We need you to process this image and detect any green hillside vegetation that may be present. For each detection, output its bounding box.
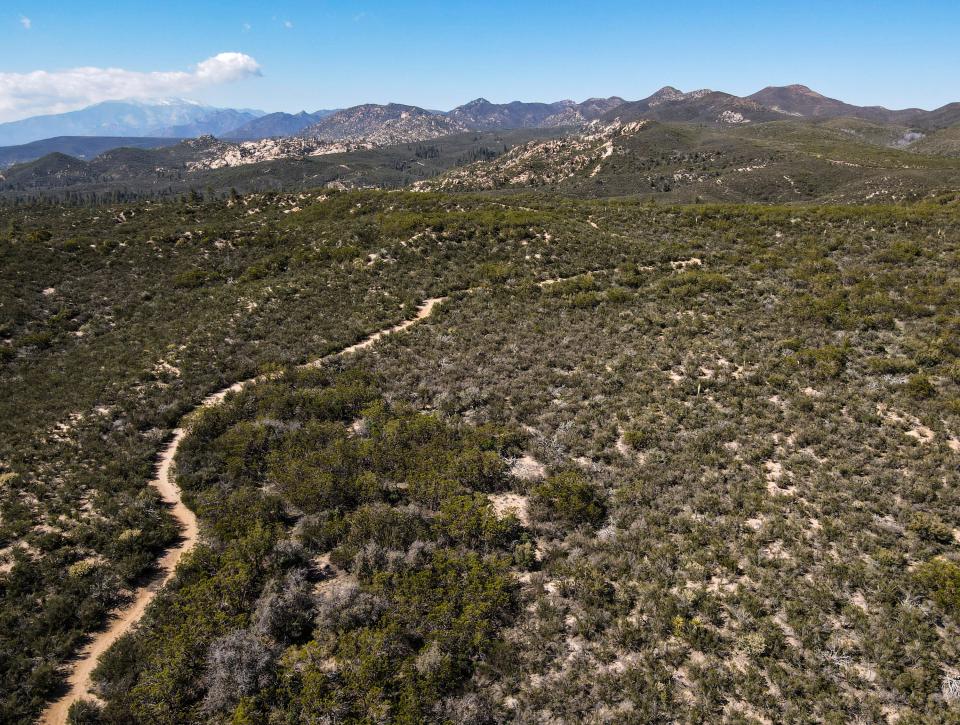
[809,117,915,148]
[6,118,960,207]
[2,190,960,722]
[909,126,960,158]
[733,120,959,169]
[0,190,622,721]
[0,129,560,204]
[334,201,960,722]
[420,120,960,204]
[0,137,183,169]
[85,369,528,723]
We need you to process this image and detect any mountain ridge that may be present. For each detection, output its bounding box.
[4,86,960,174]
[746,84,925,124]
[0,100,265,146]
[300,103,471,145]
[223,110,338,140]
[4,86,959,152]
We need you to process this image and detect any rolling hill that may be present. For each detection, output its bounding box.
[0,129,562,201]
[415,117,960,203]
[0,136,184,169]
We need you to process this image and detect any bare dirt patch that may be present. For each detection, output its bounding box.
[489,493,530,526]
[510,454,546,481]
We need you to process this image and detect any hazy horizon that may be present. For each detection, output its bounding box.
[2,0,959,123]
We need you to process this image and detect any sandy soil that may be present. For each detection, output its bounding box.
[489,493,531,526]
[509,454,546,481]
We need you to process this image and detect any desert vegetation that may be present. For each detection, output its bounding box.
[2,190,960,722]
[78,367,528,722]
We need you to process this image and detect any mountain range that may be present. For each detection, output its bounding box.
[3,85,959,153]
[603,85,960,129]
[447,97,626,130]
[301,103,469,144]
[0,99,269,147]
[3,84,960,199]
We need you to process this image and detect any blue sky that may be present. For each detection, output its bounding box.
[3,0,959,120]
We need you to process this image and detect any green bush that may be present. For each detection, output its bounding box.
[434,494,520,551]
[788,344,848,379]
[623,426,651,450]
[173,268,219,288]
[570,291,603,308]
[904,374,935,399]
[866,357,918,375]
[908,512,954,544]
[660,270,732,298]
[66,698,103,723]
[530,472,606,528]
[914,559,960,616]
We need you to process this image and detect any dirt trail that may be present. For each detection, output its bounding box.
[309,296,447,362]
[39,272,601,722]
[538,269,607,286]
[39,430,195,724]
[39,297,446,724]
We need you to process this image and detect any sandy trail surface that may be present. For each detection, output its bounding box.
[39,297,446,724]
[39,430,195,724]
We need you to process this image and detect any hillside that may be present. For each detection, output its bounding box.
[746,84,923,124]
[608,88,785,125]
[909,125,960,157]
[0,136,183,169]
[8,115,960,206]
[914,103,960,131]
[416,118,960,203]
[448,97,625,130]
[2,192,960,723]
[0,129,561,202]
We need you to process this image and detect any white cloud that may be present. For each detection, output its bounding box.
[0,52,262,122]
[193,52,261,83]
[283,20,293,29]
[19,15,31,30]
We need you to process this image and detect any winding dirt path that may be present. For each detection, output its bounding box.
[40,271,601,722]
[39,297,447,724]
